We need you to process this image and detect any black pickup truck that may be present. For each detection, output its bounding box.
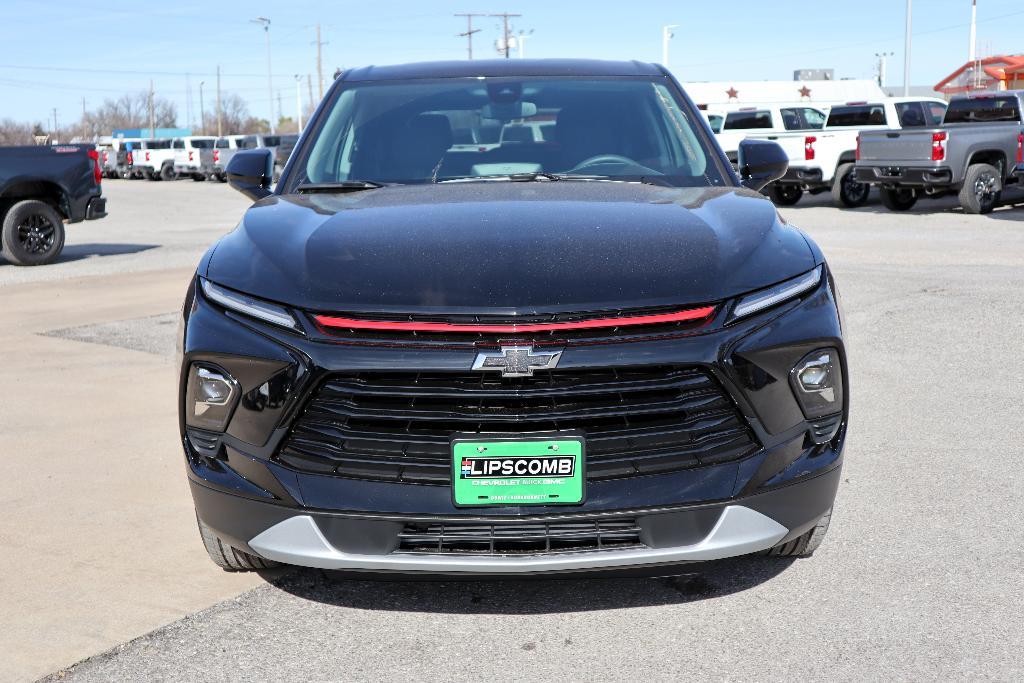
[0,144,107,265]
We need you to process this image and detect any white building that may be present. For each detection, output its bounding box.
[681,79,888,110]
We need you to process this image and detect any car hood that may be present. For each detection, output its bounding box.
[205,182,816,315]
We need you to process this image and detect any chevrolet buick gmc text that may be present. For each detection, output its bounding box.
[180,60,848,575]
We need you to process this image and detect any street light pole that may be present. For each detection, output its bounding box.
[902,0,912,96]
[662,25,679,68]
[295,75,303,132]
[198,81,205,135]
[252,17,275,134]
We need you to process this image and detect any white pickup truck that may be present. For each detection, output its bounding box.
[714,104,827,164]
[749,97,948,207]
[132,139,178,181]
[172,136,217,181]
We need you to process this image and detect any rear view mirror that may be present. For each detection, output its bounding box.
[482,101,538,121]
[737,139,789,192]
[226,149,274,201]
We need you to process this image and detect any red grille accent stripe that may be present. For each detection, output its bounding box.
[313,306,717,334]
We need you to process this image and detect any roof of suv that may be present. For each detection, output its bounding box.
[340,59,666,82]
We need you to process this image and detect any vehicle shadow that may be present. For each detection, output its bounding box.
[0,242,158,266]
[264,555,797,614]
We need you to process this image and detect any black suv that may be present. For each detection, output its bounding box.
[180,59,847,575]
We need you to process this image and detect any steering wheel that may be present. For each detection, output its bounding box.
[568,154,640,173]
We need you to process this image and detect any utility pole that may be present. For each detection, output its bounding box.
[968,0,977,64]
[455,13,484,59]
[216,65,223,136]
[199,81,205,135]
[874,52,894,88]
[186,73,192,131]
[81,98,88,139]
[277,91,283,128]
[903,0,912,96]
[490,12,521,58]
[148,80,155,138]
[295,75,303,131]
[307,73,315,115]
[52,108,58,142]
[662,25,679,68]
[252,17,275,134]
[314,23,326,100]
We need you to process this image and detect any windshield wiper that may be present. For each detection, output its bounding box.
[295,180,388,193]
[440,172,563,184]
[559,174,677,187]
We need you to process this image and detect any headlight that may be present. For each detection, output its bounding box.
[201,278,300,330]
[185,364,239,431]
[732,266,822,319]
[789,348,843,419]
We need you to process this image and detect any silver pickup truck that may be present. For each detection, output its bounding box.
[855,91,1024,213]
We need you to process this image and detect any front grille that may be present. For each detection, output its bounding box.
[397,518,643,555]
[278,366,759,484]
[310,304,716,347]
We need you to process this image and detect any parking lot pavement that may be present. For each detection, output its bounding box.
[5,182,1024,681]
[0,180,262,682]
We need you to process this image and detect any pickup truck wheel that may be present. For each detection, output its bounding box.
[767,507,832,557]
[192,173,206,182]
[769,184,803,206]
[959,163,1001,214]
[148,171,161,181]
[160,164,177,181]
[196,514,280,571]
[832,163,870,207]
[1,200,66,266]
[879,187,918,211]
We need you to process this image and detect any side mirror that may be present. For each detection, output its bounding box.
[226,148,274,201]
[737,139,789,191]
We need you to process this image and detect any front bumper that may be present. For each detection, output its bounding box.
[180,265,848,573]
[192,463,840,574]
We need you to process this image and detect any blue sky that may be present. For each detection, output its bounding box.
[2,0,1022,129]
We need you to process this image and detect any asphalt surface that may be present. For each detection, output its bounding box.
[9,180,1024,681]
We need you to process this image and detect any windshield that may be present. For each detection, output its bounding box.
[294,77,726,188]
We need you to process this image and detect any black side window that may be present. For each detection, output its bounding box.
[896,102,927,127]
[724,110,772,130]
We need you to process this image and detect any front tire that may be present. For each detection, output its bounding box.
[832,163,870,207]
[769,183,803,207]
[1,199,66,266]
[196,515,280,571]
[768,507,832,557]
[879,186,918,211]
[958,163,1001,214]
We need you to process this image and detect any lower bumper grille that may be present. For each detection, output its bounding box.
[397,518,643,555]
[278,365,759,483]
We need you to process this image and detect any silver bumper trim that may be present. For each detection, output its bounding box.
[247,506,789,573]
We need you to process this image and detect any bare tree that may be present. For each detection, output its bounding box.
[202,93,270,134]
[79,92,178,137]
[0,119,39,145]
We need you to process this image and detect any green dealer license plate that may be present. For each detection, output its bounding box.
[451,435,585,507]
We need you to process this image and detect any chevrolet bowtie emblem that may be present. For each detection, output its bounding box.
[472,345,563,378]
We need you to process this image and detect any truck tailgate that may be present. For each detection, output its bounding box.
[743,132,807,163]
[857,129,937,164]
